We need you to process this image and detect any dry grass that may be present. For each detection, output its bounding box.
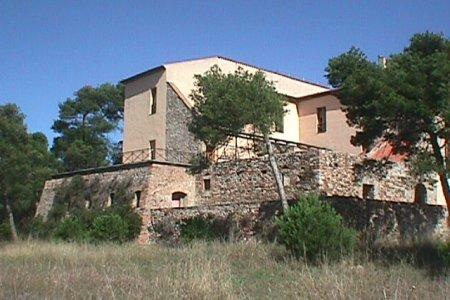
[0,241,448,299]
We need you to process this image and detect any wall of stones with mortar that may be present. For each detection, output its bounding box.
[36,165,151,220]
[165,84,201,164]
[318,150,438,204]
[146,198,448,245]
[196,147,440,206]
[196,147,322,205]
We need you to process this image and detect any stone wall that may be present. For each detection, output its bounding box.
[165,84,200,164]
[147,197,448,244]
[196,147,440,206]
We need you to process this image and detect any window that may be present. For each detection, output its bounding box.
[275,117,284,133]
[317,107,327,133]
[414,183,427,204]
[203,178,211,191]
[362,184,375,199]
[134,191,142,208]
[171,192,187,208]
[150,87,157,114]
[149,140,156,160]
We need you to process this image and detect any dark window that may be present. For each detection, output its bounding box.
[134,191,142,208]
[204,178,211,191]
[149,140,156,160]
[171,192,187,208]
[317,107,327,133]
[414,183,427,204]
[150,88,157,114]
[362,184,375,199]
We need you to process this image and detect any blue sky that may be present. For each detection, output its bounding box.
[1,1,449,144]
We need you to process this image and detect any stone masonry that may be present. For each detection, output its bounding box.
[36,144,448,244]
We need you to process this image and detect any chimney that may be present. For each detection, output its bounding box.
[377,55,387,69]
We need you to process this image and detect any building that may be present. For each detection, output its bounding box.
[36,56,448,243]
[120,56,361,165]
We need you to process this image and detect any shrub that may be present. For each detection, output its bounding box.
[27,216,55,240]
[277,194,358,261]
[180,216,217,243]
[90,214,129,243]
[110,206,142,241]
[438,241,450,267]
[54,217,89,242]
[0,221,11,241]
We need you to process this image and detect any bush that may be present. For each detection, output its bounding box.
[180,216,217,243]
[0,221,11,241]
[54,217,89,242]
[27,216,55,240]
[438,241,450,267]
[277,194,358,261]
[90,214,129,243]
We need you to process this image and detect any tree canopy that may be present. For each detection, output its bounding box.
[51,83,124,171]
[325,31,450,209]
[0,104,57,240]
[189,66,289,211]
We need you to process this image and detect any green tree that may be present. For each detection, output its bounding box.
[189,66,289,211]
[52,83,124,171]
[0,104,57,241]
[325,32,450,212]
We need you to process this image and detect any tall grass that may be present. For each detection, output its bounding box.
[0,241,448,299]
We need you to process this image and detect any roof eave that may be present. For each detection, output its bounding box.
[120,65,166,84]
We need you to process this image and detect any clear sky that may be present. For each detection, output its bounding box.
[1,1,449,143]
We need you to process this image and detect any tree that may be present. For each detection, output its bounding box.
[52,83,124,171]
[325,32,450,214]
[189,66,289,211]
[0,104,57,241]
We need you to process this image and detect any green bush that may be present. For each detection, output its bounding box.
[0,221,12,241]
[54,217,89,242]
[438,241,450,267]
[277,194,358,261]
[27,216,55,240]
[90,214,129,243]
[180,216,217,243]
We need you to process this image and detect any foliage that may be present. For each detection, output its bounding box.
[0,104,58,240]
[51,83,124,171]
[189,65,285,154]
[277,194,358,261]
[180,216,217,243]
[325,32,450,205]
[0,221,12,241]
[90,214,129,243]
[438,241,450,267]
[187,153,211,174]
[54,217,89,242]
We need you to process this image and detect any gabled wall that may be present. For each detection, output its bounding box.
[123,68,167,154]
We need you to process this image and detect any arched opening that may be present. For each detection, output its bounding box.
[414,183,427,204]
[172,192,187,208]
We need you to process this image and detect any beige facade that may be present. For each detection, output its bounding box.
[121,56,360,156]
[296,93,361,155]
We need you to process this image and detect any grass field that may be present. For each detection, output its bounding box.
[0,241,448,299]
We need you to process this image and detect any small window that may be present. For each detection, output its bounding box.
[172,192,187,208]
[134,191,142,208]
[149,140,156,160]
[414,183,427,204]
[317,107,327,133]
[150,87,157,114]
[204,178,211,191]
[362,184,375,199]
